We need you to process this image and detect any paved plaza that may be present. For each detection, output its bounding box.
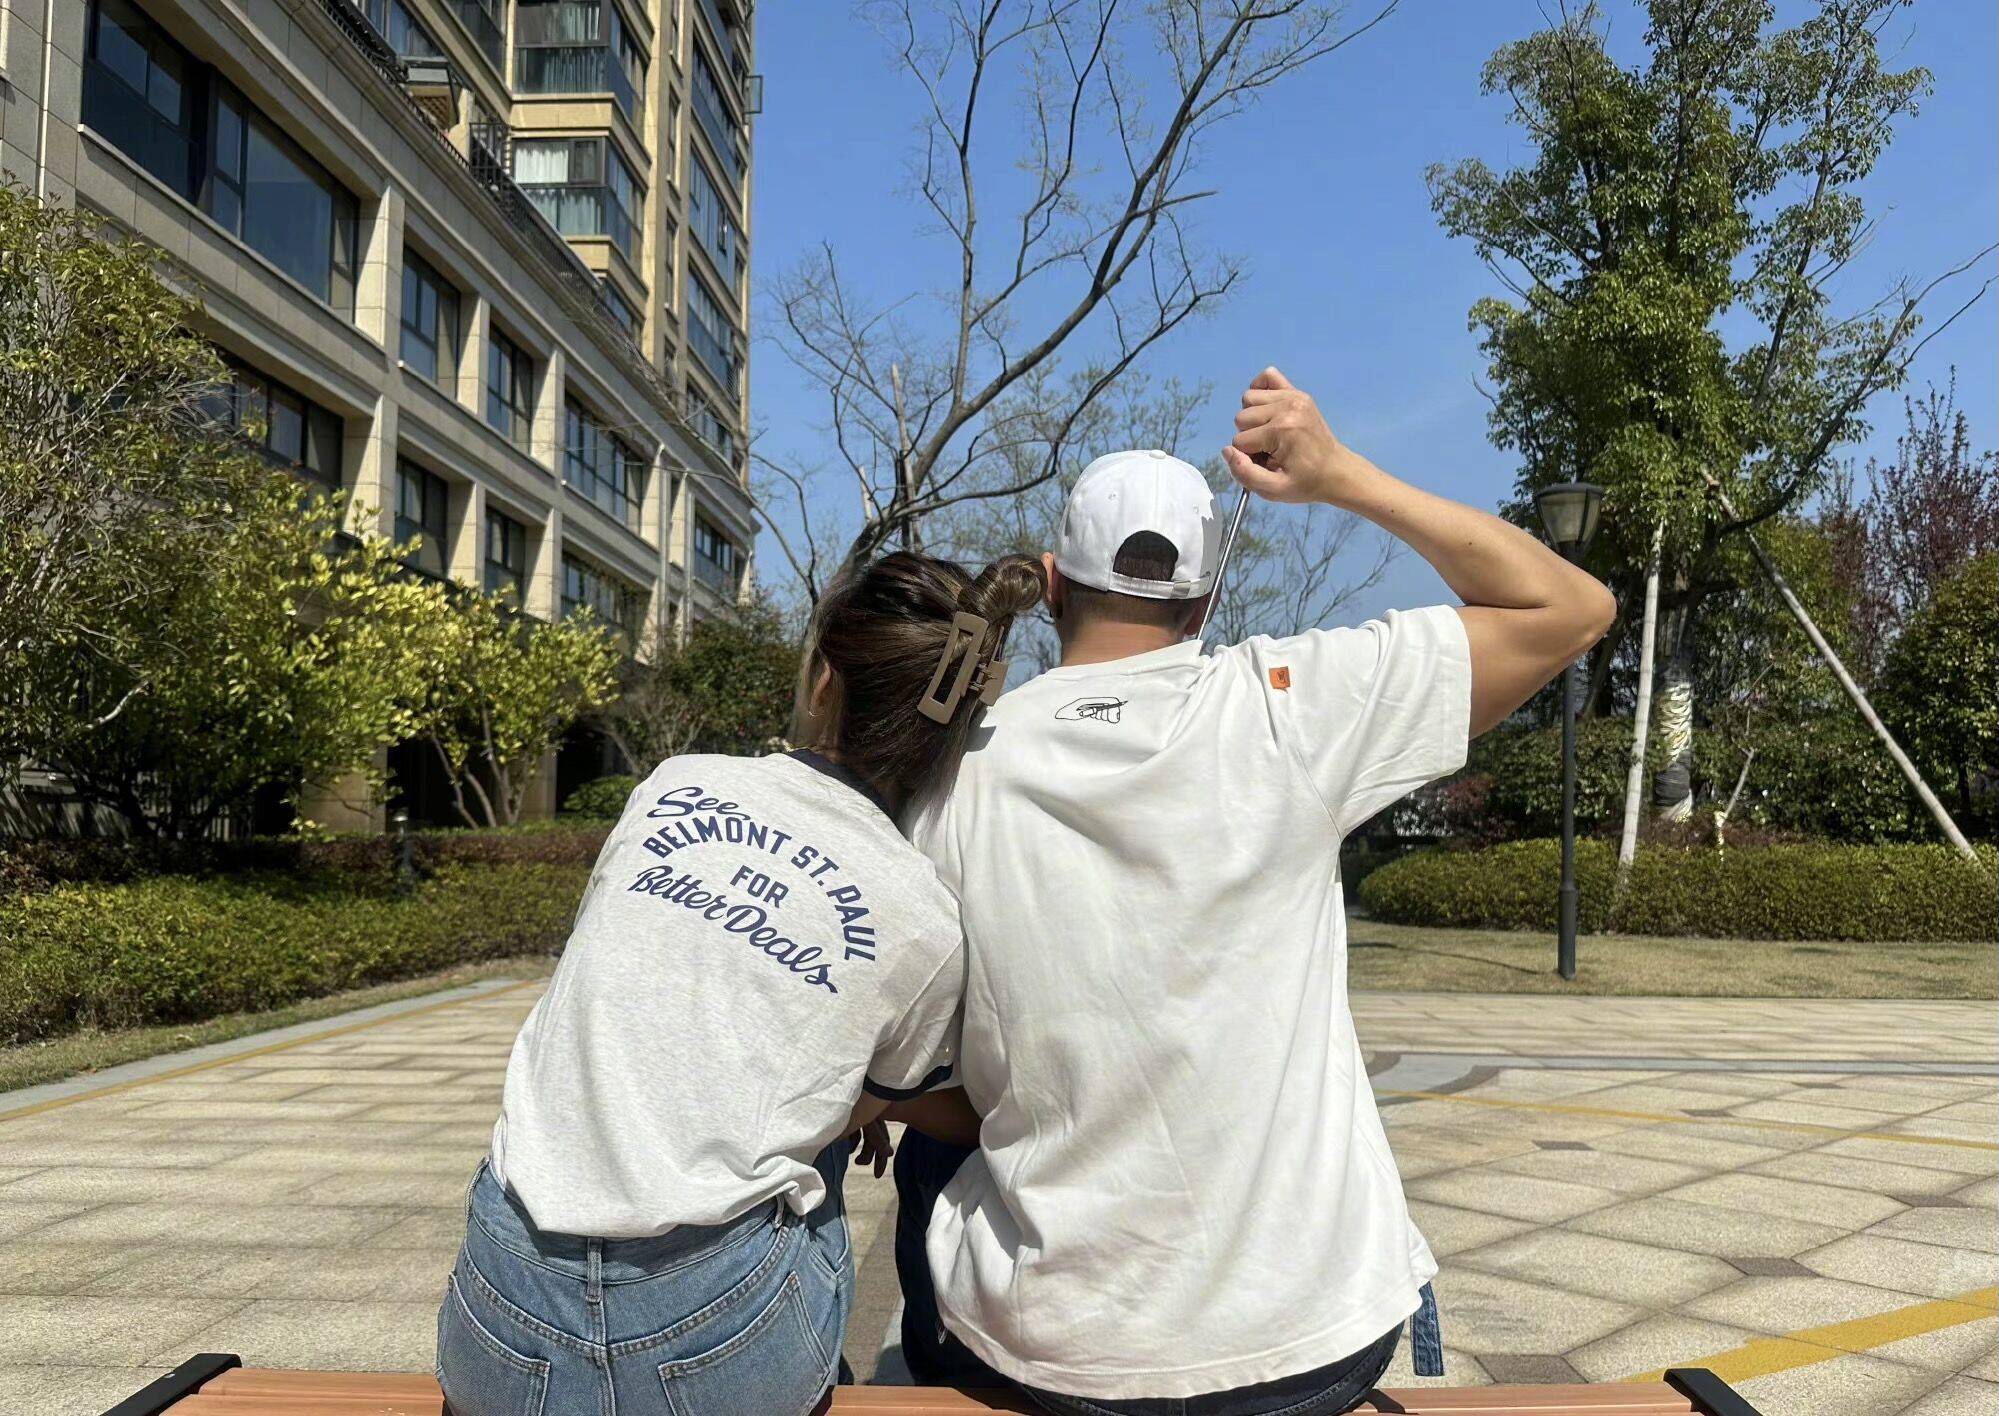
[0,981,1991,1415]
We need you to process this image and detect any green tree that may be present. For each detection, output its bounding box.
[1879,554,1997,833]
[44,480,453,837]
[1428,0,1978,823]
[0,186,250,764]
[414,593,623,828]
[601,600,801,771]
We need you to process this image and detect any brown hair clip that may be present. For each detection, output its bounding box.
[918,612,1010,724]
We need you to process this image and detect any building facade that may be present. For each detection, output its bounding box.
[0,0,757,826]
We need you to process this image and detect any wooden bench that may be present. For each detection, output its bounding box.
[107,1355,1763,1416]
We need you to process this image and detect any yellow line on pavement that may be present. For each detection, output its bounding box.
[1376,1087,1999,1151]
[0,978,542,1125]
[1626,1287,1997,1384]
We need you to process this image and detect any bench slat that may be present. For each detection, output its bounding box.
[167,1398,443,1416]
[206,1372,444,1399]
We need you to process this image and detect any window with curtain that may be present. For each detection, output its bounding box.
[514,137,642,263]
[515,0,645,122]
[486,328,535,451]
[400,250,460,387]
[83,0,358,315]
[395,460,450,578]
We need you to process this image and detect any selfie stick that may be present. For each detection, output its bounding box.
[1195,488,1251,638]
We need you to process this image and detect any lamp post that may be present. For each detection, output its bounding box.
[1533,481,1605,982]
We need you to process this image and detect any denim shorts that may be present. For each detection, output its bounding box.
[436,1148,852,1416]
[1025,1326,1400,1416]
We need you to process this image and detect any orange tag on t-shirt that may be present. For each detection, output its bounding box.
[1268,666,1291,691]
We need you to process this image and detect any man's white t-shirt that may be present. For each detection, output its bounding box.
[906,607,1472,1400]
[492,751,963,1238]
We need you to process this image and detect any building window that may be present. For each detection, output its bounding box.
[446,0,506,71]
[400,251,460,387]
[353,0,443,57]
[486,328,535,451]
[685,386,736,466]
[690,47,741,185]
[84,0,359,315]
[688,158,742,293]
[599,277,638,335]
[395,459,450,578]
[564,398,645,531]
[562,552,638,639]
[209,358,343,490]
[685,270,739,389]
[515,137,643,264]
[692,514,742,593]
[515,0,647,124]
[485,509,528,600]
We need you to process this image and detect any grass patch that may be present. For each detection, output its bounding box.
[0,954,555,1096]
[1346,917,1995,998]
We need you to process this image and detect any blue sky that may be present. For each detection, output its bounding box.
[747,1,1997,616]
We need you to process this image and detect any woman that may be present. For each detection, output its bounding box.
[437,550,1044,1416]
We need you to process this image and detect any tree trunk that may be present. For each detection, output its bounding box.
[1651,598,1696,822]
[1618,524,1665,868]
[1707,477,1980,863]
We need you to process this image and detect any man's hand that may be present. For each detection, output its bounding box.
[850,1118,894,1178]
[1224,367,1369,507]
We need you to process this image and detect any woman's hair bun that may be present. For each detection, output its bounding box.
[961,554,1046,624]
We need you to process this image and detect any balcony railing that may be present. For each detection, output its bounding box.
[687,315,739,390]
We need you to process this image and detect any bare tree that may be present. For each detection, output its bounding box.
[757,0,1396,599]
[942,375,1393,671]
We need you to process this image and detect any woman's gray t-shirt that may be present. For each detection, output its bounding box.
[490,751,964,1238]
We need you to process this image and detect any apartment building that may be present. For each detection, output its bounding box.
[0,0,758,825]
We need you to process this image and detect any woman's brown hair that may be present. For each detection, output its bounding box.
[802,551,1045,808]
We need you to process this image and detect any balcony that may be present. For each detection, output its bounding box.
[448,0,506,72]
[516,47,644,125]
[401,56,461,127]
[519,184,638,265]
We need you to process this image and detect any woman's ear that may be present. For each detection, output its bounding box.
[789,651,840,748]
[809,660,838,722]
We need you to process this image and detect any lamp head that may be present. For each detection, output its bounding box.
[1534,481,1606,557]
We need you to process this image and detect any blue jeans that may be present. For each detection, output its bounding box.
[437,1148,852,1416]
[893,1132,1419,1416]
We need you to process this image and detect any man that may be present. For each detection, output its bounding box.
[895,368,1615,1414]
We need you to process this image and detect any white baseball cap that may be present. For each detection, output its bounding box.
[1053,449,1221,600]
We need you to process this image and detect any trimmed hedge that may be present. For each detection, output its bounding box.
[1357,839,1997,943]
[562,775,638,820]
[0,861,591,1045]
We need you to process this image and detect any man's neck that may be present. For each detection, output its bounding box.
[1057,623,1189,669]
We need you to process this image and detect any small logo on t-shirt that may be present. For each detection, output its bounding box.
[1268,666,1292,691]
[1056,696,1126,724]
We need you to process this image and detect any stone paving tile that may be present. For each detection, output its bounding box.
[289,1169,473,1209]
[1483,1146,1709,1196]
[1568,1195,1850,1259]
[1373,1343,1491,1389]
[77,1244,456,1303]
[0,1292,249,1363]
[34,1201,406,1249]
[1873,1206,1999,1254]
[1735,1351,1945,1415]
[1895,1375,1999,1416]
[1425,1268,1639,1353]
[157,1297,442,1371]
[217,1143,488,1174]
[0,1165,323,1206]
[0,1241,137,1295]
[1404,1169,1623,1225]
[1589,1126,1792,1170]
[0,1363,173,1416]
[359,1102,507,1124]
[0,1137,252,1170]
[1564,1313,1762,1383]
[1684,1274,1935,1334]
[1799,1233,1999,1300]
[1748,1148,1975,1197]
[1378,1122,1542,1174]
[361,1209,472,1250]
[1868,1317,1999,1374]
[1656,1171,1910,1229]
[125,1099,375,1122]
[1402,1200,1536,1259]
[0,1202,97,1242]
[1818,1135,1998,1175]
[1452,1228,1741,1308]
[1952,1175,1998,1206]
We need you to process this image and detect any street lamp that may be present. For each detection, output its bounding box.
[1533,480,1606,982]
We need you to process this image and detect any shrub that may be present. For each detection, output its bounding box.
[0,861,592,1046]
[562,775,639,820]
[1357,839,1997,942]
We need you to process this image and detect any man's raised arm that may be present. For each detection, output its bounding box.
[1224,367,1616,735]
